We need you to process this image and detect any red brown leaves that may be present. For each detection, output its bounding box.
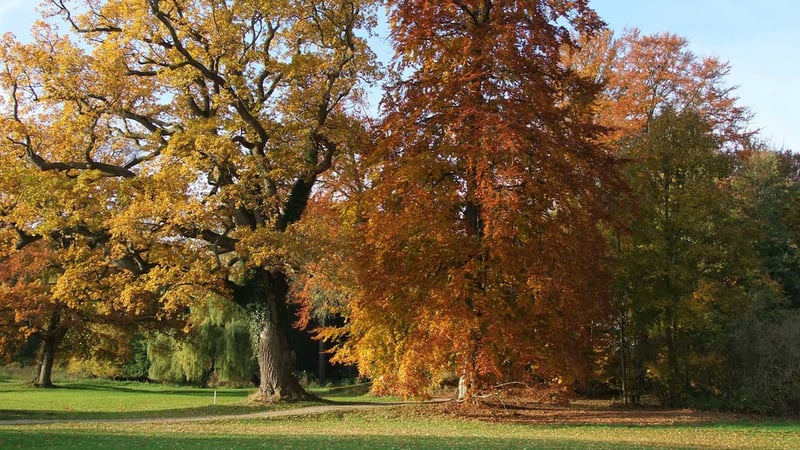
[336,0,618,398]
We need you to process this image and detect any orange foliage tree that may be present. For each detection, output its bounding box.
[0,242,66,386]
[0,239,164,387]
[564,29,753,146]
[325,0,621,399]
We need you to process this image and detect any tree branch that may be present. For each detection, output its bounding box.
[176,225,238,254]
[50,0,123,34]
[14,227,42,250]
[25,146,136,178]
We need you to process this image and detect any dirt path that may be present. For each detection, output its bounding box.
[0,402,406,426]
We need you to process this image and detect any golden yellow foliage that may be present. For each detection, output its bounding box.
[0,0,378,398]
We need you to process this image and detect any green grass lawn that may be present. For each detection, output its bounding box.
[0,376,391,421]
[0,377,274,420]
[0,377,798,449]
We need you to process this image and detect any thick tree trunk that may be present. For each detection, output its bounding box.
[245,269,311,402]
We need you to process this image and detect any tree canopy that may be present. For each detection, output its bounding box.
[1,0,798,414]
[0,0,378,400]
[323,0,619,399]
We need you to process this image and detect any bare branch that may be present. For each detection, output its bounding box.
[50,0,123,34]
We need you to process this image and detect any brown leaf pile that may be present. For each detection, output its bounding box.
[426,390,747,426]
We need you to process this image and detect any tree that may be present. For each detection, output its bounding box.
[563,27,758,406]
[0,0,377,401]
[0,107,173,386]
[0,242,65,387]
[610,108,749,406]
[721,148,800,413]
[147,295,255,386]
[731,149,800,306]
[564,29,753,147]
[0,240,158,387]
[328,0,619,399]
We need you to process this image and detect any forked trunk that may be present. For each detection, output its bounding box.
[36,338,57,388]
[35,310,67,388]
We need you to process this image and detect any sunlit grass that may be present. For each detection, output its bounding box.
[0,378,399,423]
[0,378,394,421]
[0,377,798,449]
[0,378,273,420]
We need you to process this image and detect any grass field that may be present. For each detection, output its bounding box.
[0,377,798,449]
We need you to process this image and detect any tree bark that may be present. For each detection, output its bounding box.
[619,313,628,406]
[35,310,68,388]
[318,338,327,384]
[36,339,57,388]
[458,329,482,401]
[242,269,311,402]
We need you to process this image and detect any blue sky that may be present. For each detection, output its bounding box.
[593,1,799,151]
[1,1,797,151]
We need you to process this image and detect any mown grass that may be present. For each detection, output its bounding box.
[0,377,279,420]
[2,410,799,449]
[0,376,390,420]
[0,377,798,449]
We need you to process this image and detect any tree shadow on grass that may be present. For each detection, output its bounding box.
[53,382,250,397]
[0,403,271,422]
[312,383,415,406]
[0,429,704,450]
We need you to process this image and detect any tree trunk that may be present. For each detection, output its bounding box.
[665,313,681,407]
[35,311,67,388]
[318,337,327,384]
[458,330,482,401]
[36,338,57,388]
[245,269,311,402]
[619,312,628,406]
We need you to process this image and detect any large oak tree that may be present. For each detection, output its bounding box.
[0,0,377,400]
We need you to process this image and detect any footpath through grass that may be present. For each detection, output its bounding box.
[0,377,798,449]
